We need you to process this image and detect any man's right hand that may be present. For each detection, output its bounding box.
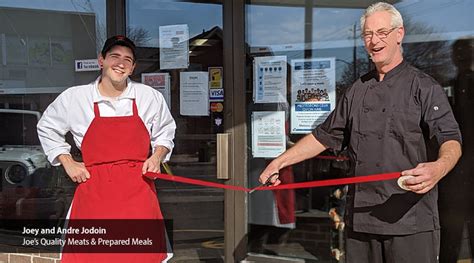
[258,162,281,187]
[258,134,328,187]
[58,154,91,183]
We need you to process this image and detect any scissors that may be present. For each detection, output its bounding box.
[249,172,279,194]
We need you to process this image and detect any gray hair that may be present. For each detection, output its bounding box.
[360,2,404,30]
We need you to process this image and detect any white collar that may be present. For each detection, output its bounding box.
[92,76,135,103]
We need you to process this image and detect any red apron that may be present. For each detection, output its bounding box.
[273,122,295,225]
[273,166,295,224]
[62,100,167,262]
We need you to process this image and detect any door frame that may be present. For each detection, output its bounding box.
[223,0,247,262]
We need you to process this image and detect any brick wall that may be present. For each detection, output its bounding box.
[0,252,60,263]
[288,214,333,261]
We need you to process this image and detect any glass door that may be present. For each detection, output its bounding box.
[244,1,366,262]
[126,1,225,261]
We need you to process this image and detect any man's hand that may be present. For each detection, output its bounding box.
[257,134,327,187]
[401,162,445,194]
[59,154,90,183]
[258,162,281,187]
[401,140,461,194]
[142,145,170,175]
[142,155,161,174]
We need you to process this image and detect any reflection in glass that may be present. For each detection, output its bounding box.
[127,0,222,48]
[0,0,106,252]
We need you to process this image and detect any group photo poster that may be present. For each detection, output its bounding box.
[290,58,336,134]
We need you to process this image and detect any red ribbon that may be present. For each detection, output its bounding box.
[145,172,401,193]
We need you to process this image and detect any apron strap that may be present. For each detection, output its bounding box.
[132,99,139,116]
[93,102,100,117]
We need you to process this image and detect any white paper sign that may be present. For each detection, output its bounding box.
[159,24,189,69]
[252,111,286,158]
[180,72,209,116]
[141,73,171,109]
[75,59,99,72]
[290,58,336,134]
[253,56,287,103]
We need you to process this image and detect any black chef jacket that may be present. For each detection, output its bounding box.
[313,61,462,235]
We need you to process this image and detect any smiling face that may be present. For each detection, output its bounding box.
[363,11,404,73]
[98,45,136,87]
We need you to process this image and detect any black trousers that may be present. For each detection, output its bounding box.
[346,228,439,263]
[438,156,474,263]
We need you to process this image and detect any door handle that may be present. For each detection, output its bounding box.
[216,133,230,179]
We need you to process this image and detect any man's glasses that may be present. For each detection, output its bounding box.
[361,27,398,41]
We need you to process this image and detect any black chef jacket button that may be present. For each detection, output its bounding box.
[363,108,369,113]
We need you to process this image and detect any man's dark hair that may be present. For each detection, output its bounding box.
[101,35,136,61]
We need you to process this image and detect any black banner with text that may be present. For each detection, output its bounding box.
[0,219,173,253]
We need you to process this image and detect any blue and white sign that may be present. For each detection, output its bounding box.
[253,56,287,103]
[75,59,99,72]
[295,103,331,112]
[209,88,224,102]
[290,57,336,134]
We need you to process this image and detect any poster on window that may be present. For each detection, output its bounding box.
[290,58,336,134]
[251,111,286,158]
[5,35,27,65]
[141,73,171,109]
[51,38,73,67]
[29,36,50,66]
[159,24,189,69]
[253,56,287,103]
[180,71,209,116]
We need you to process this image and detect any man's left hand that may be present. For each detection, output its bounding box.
[400,161,446,194]
[142,155,161,174]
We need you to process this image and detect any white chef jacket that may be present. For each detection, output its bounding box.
[37,76,176,166]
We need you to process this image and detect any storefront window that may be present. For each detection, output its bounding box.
[0,0,106,251]
[245,0,473,262]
